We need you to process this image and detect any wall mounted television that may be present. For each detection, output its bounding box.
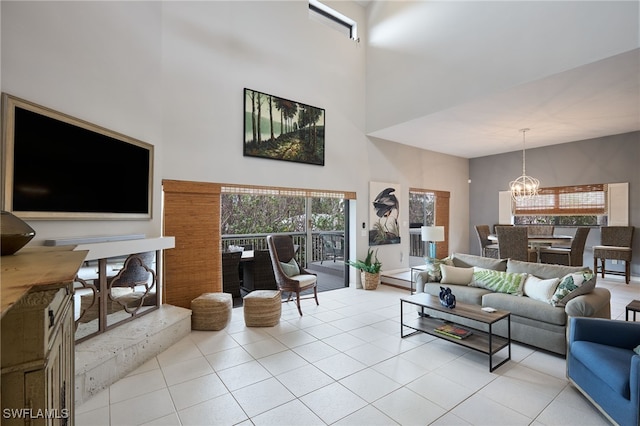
[1,93,153,220]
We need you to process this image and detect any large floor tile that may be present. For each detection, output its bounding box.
[275,364,335,397]
[250,399,325,426]
[232,377,295,418]
[167,373,228,411]
[299,382,367,424]
[373,387,447,425]
[339,368,402,402]
[76,281,634,426]
[177,393,247,426]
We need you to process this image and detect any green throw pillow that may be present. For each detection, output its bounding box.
[550,271,596,307]
[280,258,300,277]
[634,345,640,356]
[471,269,527,295]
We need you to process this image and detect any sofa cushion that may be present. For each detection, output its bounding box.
[470,269,526,295]
[506,259,589,279]
[451,253,507,271]
[523,275,560,304]
[571,341,634,399]
[482,292,567,326]
[440,264,474,285]
[551,271,596,307]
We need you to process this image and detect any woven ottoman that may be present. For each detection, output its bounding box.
[191,293,232,331]
[244,290,281,327]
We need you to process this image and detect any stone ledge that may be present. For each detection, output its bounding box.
[74,304,191,405]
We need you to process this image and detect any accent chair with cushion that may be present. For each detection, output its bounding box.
[567,317,640,426]
[593,226,635,284]
[266,234,318,316]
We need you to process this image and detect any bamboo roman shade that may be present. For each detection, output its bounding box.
[162,180,221,308]
[221,184,355,200]
[513,184,607,216]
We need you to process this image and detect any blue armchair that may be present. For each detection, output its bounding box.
[567,317,640,426]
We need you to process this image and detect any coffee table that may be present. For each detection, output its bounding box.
[400,293,511,371]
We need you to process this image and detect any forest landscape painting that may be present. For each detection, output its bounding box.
[244,88,325,166]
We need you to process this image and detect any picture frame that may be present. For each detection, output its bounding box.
[369,182,401,245]
[244,88,325,166]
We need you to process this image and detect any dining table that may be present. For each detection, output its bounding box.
[488,234,573,262]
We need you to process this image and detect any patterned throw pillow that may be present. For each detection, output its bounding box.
[279,259,300,277]
[471,269,527,295]
[550,271,596,307]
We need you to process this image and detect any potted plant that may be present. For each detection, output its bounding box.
[347,248,382,290]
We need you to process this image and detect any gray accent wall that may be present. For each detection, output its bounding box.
[469,131,640,276]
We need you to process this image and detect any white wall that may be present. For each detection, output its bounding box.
[365,1,639,133]
[1,1,470,278]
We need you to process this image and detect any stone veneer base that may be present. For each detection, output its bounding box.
[74,304,192,405]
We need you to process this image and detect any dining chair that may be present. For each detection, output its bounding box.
[539,227,590,266]
[266,234,318,316]
[243,250,278,291]
[222,251,242,298]
[527,225,555,236]
[593,226,635,284]
[474,225,499,258]
[496,226,537,262]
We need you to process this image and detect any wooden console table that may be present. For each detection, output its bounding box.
[1,247,87,425]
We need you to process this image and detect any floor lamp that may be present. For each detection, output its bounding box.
[421,226,445,260]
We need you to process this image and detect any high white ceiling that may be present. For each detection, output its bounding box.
[360,1,640,159]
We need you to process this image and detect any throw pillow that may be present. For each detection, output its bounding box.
[280,259,300,277]
[550,271,596,307]
[440,264,474,285]
[523,275,560,304]
[470,269,527,295]
[634,345,640,356]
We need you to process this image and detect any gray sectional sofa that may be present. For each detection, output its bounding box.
[414,253,611,355]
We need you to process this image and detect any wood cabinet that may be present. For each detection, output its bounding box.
[1,248,87,425]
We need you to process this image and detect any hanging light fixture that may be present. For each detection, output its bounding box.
[509,128,540,201]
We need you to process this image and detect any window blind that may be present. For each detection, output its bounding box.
[513,184,607,216]
[221,184,355,200]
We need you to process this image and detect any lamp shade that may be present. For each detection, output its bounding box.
[421,226,444,242]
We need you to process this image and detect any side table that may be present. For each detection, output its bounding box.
[625,300,640,321]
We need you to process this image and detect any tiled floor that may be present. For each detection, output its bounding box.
[76,275,638,425]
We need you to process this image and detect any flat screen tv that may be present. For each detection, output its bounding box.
[1,93,153,220]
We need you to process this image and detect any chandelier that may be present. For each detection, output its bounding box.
[509,128,539,201]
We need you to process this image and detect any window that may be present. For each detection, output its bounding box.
[513,184,607,226]
[409,188,450,258]
[309,0,358,41]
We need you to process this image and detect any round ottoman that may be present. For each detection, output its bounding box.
[244,290,281,327]
[191,292,232,331]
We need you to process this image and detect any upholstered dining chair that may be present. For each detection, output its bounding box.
[243,250,277,291]
[496,226,537,262]
[527,224,555,236]
[474,225,499,258]
[266,234,318,316]
[593,226,635,284]
[539,227,590,266]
